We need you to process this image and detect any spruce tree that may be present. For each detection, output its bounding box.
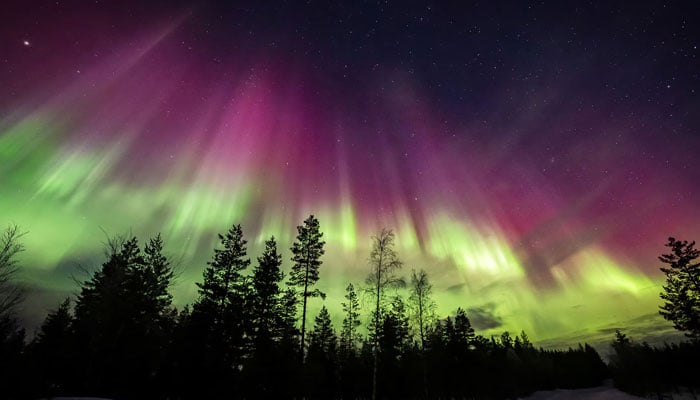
[309,306,337,355]
[72,234,176,397]
[30,298,73,396]
[377,296,411,399]
[381,296,411,356]
[453,308,475,346]
[142,233,174,315]
[192,224,251,373]
[73,236,143,395]
[251,236,284,346]
[340,283,361,355]
[658,237,700,339]
[289,215,326,361]
[129,234,176,396]
[339,284,363,400]
[307,305,338,399]
[279,287,300,345]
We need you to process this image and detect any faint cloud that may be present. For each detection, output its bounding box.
[466,303,503,330]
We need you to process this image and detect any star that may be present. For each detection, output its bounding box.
[22,40,30,46]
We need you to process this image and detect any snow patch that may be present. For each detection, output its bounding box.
[521,387,644,400]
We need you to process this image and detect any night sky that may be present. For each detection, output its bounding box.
[1,0,699,349]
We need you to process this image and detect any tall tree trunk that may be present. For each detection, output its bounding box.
[419,294,429,399]
[372,246,383,400]
[299,246,310,363]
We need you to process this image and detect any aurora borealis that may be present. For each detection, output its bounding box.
[1,1,699,349]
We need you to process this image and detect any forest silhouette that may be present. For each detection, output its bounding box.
[0,218,698,400]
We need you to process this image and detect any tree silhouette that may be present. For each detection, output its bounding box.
[279,286,300,344]
[251,236,284,346]
[309,306,337,355]
[340,283,361,355]
[0,221,634,399]
[0,224,26,398]
[73,236,141,394]
[307,306,338,399]
[339,283,364,399]
[128,234,176,397]
[246,236,285,397]
[190,224,251,396]
[0,312,25,399]
[0,224,25,318]
[289,215,326,361]
[72,234,176,397]
[141,233,175,315]
[365,229,404,400]
[409,269,436,350]
[658,237,700,339]
[377,296,412,399]
[29,298,73,397]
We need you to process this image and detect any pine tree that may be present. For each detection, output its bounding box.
[658,237,700,339]
[129,234,176,396]
[289,215,326,361]
[453,308,476,347]
[307,306,338,399]
[339,284,363,400]
[30,298,73,396]
[251,236,284,346]
[340,283,361,355]
[192,224,251,373]
[377,296,411,399]
[142,233,174,314]
[382,296,411,356]
[279,287,300,345]
[277,287,302,399]
[500,331,514,348]
[0,313,25,398]
[72,234,176,397]
[73,236,141,394]
[309,306,337,355]
[515,331,533,353]
[365,229,404,400]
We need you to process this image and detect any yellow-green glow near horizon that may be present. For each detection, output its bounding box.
[0,108,669,346]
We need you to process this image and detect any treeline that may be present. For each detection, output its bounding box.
[0,217,610,400]
[609,330,700,397]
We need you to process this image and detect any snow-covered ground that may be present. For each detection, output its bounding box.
[522,386,699,400]
[36,397,112,400]
[522,387,644,400]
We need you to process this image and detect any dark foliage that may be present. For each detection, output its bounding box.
[609,330,700,396]
[0,224,27,399]
[70,234,176,399]
[289,215,326,361]
[24,222,700,400]
[658,237,700,339]
[27,298,73,397]
[177,224,251,398]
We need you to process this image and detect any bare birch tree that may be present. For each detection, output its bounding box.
[365,229,404,400]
